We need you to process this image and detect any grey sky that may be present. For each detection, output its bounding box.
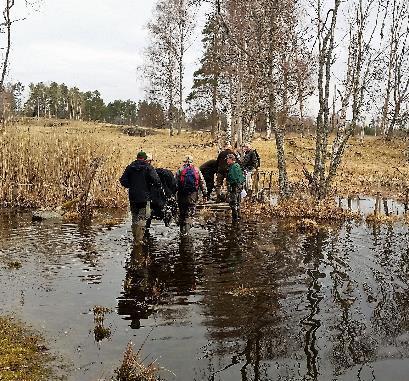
[9,0,203,102]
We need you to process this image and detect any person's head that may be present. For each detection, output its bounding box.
[226,153,236,165]
[242,143,251,152]
[136,151,147,161]
[146,153,153,164]
[183,155,194,165]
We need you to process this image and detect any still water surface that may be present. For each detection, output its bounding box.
[1,207,409,380]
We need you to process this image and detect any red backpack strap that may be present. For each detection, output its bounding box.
[180,166,188,185]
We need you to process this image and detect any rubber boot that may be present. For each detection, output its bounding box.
[232,208,239,223]
[132,222,145,244]
[185,218,192,234]
[180,218,192,236]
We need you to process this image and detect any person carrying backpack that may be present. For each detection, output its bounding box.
[241,143,260,198]
[175,155,207,235]
[226,153,245,222]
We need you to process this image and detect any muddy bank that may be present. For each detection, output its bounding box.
[1,207,409,380]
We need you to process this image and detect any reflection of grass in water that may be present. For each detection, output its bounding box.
[92,305,113,342]
[0,316,53,380]
[93,325,111,342]
[5,260,22,269]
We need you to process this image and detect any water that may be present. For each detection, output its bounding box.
[1,207,409,380]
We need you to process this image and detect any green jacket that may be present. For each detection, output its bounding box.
[227,163,245,187]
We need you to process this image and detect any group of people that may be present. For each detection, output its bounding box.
[120,143,260,242]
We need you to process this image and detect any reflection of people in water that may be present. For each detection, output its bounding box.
[117,233,197,329]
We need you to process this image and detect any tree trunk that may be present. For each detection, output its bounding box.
[274,128,289,198]
[0,0,14,91]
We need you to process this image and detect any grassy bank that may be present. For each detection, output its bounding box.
[0,315,54,380]
[0,118,407,208]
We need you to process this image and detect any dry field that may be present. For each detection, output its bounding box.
[0,118,407,208]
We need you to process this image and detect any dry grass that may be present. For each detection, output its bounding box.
[115,342,161,381]
[252,133,409,200]
[0,118,407,209]
[242,196,362,222]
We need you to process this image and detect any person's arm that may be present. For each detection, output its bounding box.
[174,168,181,191]
[147,165,162,188]
[241,153,250,169]
[119,166,130,188]
[250,151,258,169]
[198,169,208,197]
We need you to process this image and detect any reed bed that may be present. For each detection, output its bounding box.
[1,119,406,209]
[0,120,215,209]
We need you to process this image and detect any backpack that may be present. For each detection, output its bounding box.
[254,149,261,168]
[179,165,200,194]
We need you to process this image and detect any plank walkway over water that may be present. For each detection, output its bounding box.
[196,201,230,210]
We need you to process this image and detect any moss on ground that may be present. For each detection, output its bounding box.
[0,315,53,381]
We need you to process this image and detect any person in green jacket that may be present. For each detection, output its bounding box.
[226,153,245,222]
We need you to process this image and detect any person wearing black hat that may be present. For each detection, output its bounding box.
[120,150,162,243]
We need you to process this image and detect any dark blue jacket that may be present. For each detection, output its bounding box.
[120,160,162,204]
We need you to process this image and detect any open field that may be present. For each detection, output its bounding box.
[0,118,408,208]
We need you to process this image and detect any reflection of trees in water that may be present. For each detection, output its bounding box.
[114,218,409,380]
[326,223,376,375]
[200,221,306,380]
[301,231,326,380]
[368,223,409,356]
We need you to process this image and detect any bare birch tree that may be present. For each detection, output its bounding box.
[380,0,409,140]
[143,0,195,135]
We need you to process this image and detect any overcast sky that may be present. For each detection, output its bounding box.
[9,0,204,103]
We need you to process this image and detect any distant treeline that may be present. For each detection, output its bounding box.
[2,81,170,127]
[0,81,225,131]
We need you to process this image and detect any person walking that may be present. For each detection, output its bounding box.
[175,155,207,235]
[241,143,260,198]
[199,159,218,201]
[226,153,245,222]
[120,151,162,243]
[215,144,237,201]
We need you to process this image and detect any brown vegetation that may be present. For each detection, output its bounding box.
[115,342,160,381]
[0,119,407,209]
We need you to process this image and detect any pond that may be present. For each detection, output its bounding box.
[0,204,409,381]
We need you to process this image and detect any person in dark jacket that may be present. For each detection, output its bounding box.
[215,144,237,201]
[150,168,178,226]
[226,153,245,222]
[241,143,259,197]
[199,159,218,200]
[120,151,162,243]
